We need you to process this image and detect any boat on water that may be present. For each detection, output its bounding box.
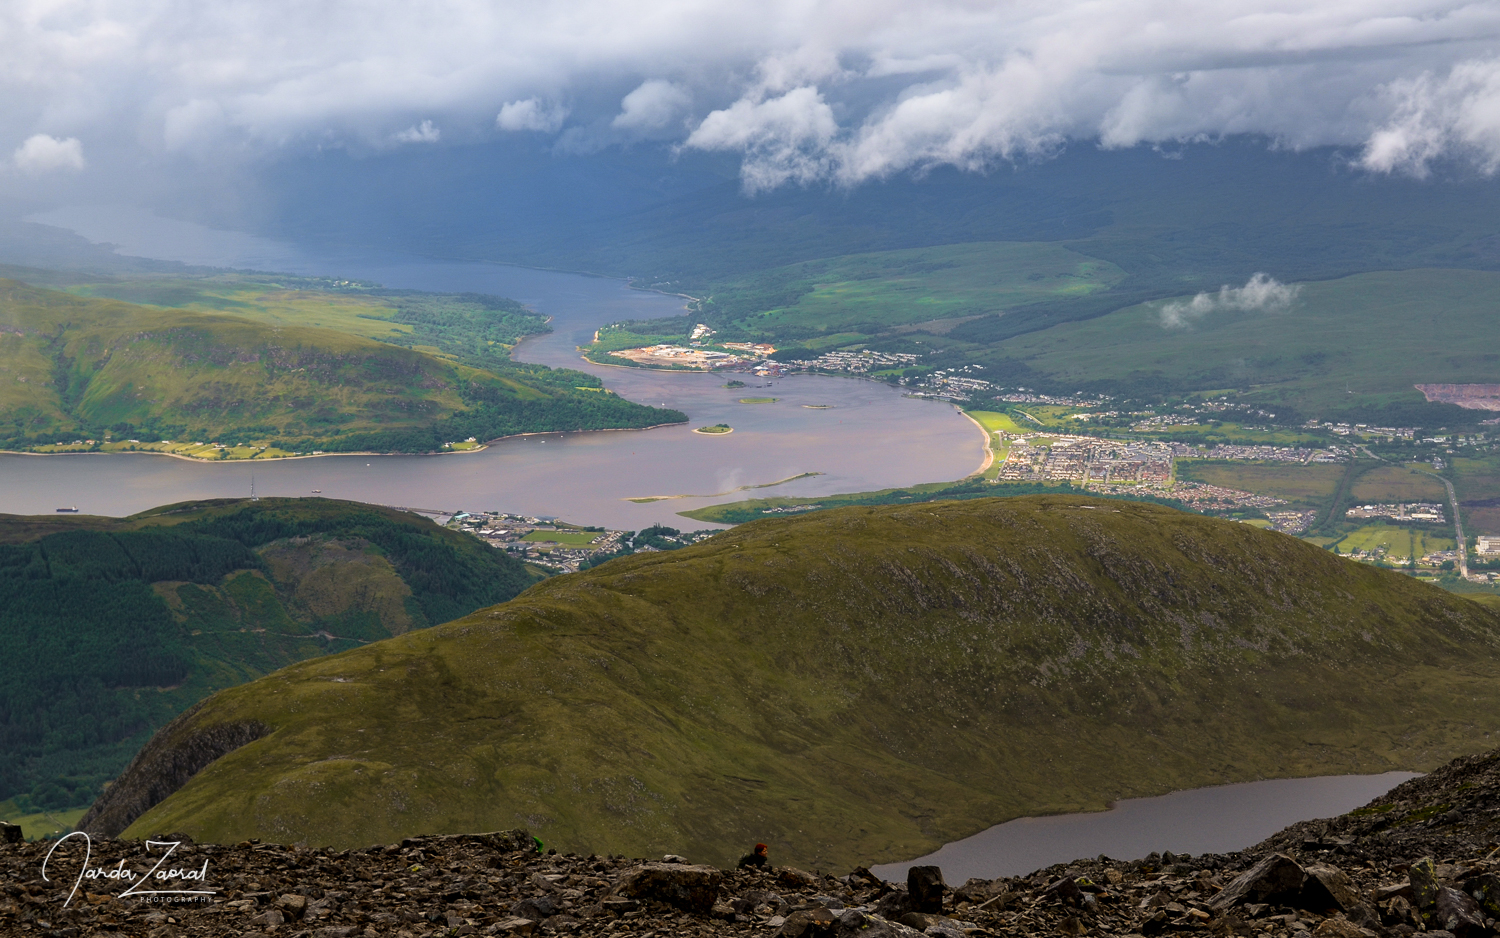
[55,507,79,513]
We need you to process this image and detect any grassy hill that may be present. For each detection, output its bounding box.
[0,497,542,834]
[91,496,1500,870]
[0,277,682,455]
[693,241,1125,344]
[976,267,1500,417]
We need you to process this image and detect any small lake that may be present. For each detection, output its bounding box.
[872,772,1418,884]
[5,208,983,528]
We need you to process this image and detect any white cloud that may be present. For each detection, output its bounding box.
[612,80,691,131]
[394,119,440,143]
[13,135,85,173]
[3,0,1500,190]
[1361,58,1500,176]
[686,87,839,192]
[1159,273,1301,329]
[497,99,568,133]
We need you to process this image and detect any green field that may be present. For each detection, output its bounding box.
[0,802,84,840]
[1176,461,1345,503]
[965,410,1027,435]
[1454,455,1500,501]
[1350,465,1449,503]
[700,241,1125,341]
[990,268,1500,419]
[522,530,601,546]
[1337,524,1455,561]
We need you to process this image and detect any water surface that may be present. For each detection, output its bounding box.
[872,772,1418,884]
[5,209,982,527]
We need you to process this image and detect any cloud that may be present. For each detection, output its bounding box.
[612,80,691,131]
[394,120,440,144]
[686,87,839,192]
[1360,58,1500,176]
[497,99,569,133]
[4,1,1500,191]
[1159,273,1300,329]
[13,135,85,173]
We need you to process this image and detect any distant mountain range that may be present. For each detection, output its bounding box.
[86,495,1500,870]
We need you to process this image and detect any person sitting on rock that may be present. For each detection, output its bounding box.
[738,843,769,869]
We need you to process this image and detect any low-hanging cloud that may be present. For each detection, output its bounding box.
[5,1,1500,193]
[1159,274,1301,329]
[1361,58,1500,176]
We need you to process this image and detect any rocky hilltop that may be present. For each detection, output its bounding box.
[84,496,1500,870]
[14,742,1500,936]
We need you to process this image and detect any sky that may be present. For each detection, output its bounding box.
[5,0,1500,202]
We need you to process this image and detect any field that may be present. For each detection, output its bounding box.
[966,409,1030,435]
[1175,461,1345,503]
[1454,456,1500,502]
[699,241,1125,342]
[522,530,601,546]
[0,802,84,840]
[1350,465,1449,503]
[989,268,1500,419]
[1337,524,1455,560]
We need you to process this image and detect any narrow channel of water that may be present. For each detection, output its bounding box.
[872,772,1418,884]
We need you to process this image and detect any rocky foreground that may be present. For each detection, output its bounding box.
[11,747,1500,938]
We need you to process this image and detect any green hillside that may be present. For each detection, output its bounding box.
[694,241,1125,343]
[983,267,1500,416]
[94,496,1500,870]
[0,497,542,834]
[0,278,682,455]
[647,259,1500,426]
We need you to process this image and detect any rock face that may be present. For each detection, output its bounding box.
[78,705,271,837]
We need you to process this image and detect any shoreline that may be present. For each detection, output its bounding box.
[958,408,995,477]
[0,420,692,464]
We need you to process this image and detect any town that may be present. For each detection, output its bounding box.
[441,511,717,572]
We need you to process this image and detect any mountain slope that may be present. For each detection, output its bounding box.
[0,497,542,821]
[0,279,682,453]
[95,495,1500,870]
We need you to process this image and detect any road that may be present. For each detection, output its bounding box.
[1419,469,1468,578]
